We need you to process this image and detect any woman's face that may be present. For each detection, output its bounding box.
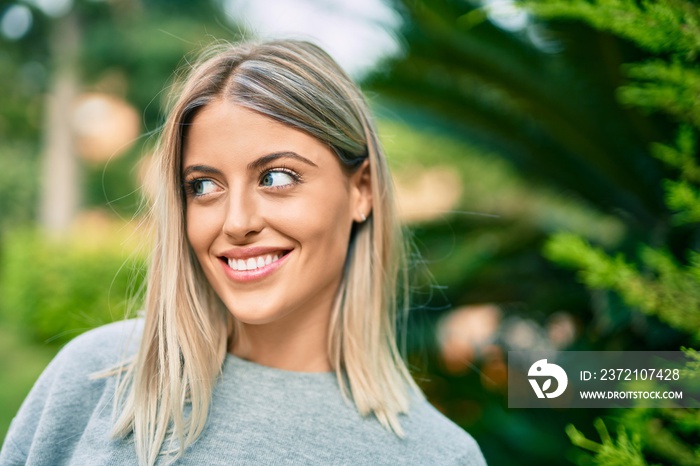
[182,100,370,330]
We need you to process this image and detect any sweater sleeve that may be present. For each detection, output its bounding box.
[454,446,488,465]
[0,319,142,465]
[0,340,71,465]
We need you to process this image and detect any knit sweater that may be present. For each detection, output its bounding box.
[0,319,487,465]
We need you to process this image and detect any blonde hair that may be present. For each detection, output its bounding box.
[113,39,422,465]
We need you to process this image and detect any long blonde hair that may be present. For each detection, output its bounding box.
[113,39,422,465]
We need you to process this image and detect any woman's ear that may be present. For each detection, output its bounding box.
[350,159,372,223]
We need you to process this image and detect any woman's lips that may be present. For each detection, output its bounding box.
[219,250,291,283]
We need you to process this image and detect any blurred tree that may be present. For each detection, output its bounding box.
[368,0,669,226]
[365,0,684,335]
[39,9,80,233]
[530,0,700,464]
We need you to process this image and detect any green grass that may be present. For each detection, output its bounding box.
[0,324,59,443]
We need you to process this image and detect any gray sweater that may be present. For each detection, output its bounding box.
[0,319,487,465]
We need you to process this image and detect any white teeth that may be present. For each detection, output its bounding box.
[227,253,285,271]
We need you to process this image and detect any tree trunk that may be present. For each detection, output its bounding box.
[39,10,81,234]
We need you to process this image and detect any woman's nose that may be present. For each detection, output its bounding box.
[222,189,264,240]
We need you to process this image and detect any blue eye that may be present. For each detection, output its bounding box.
[190,179,218,196]
[261,170,297,188]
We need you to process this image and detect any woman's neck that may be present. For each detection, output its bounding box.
[229,310,333,372]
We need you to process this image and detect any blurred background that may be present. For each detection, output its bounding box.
[1,0,699,464]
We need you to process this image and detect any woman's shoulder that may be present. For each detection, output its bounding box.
[21,316,143,410]
[55,318,144,369]
[19,317,144,395]
[402,394,487,465]
[0,319,144,464]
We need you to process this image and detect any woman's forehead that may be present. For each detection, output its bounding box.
[182,100,341,171]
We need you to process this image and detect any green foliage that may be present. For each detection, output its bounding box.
[681,347,700,380]
[0,54,43,141]
[375,0,670,229]
[374,1,685,462]
[379,120,625,243]
[566,419,647,466]
[653,126,700,224]
[619,60,700,127]
[663,177,700,224]
[544,233,700,339]
[535,0,700,343]
[652,126,700,181]
[531,0,700,464]
[0,143,39,231]
[568,411,700,466]
[528,1,700,126]
[525,0,700,59]
[0,223,147,345]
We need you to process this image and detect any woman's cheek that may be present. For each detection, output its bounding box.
[186,206,221,251]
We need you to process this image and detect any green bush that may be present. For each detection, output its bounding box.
[0,220,147,345]
[0,143,39,232]
[530,1,700,464]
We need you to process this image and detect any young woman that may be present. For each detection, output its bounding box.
[1,40,487,465]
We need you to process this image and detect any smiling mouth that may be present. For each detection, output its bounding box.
[221,251,291,272]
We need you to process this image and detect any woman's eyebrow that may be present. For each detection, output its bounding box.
[182,165,223,177]
[247,151,318,171]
